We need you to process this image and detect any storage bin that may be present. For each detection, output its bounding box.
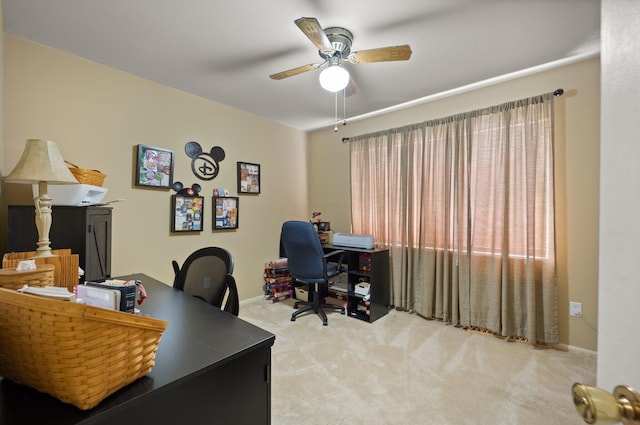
[0,264,55,289]
[0,287,167,410]
[3,249,80,290]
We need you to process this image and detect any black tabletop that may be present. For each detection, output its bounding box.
[0,273,275,424]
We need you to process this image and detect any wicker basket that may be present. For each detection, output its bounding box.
[0,264,55,289]
[65,160,106,187]
[0,287,168,410]
[3,249,80,291]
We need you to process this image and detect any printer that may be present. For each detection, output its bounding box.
[332,233,375,249]
[32,183,108,206]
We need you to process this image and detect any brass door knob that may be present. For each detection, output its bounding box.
[572,383,640,424]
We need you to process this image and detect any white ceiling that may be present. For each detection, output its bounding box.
[2,0,600,132]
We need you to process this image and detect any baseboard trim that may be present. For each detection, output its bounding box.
[240,295,265,306]
[554,343,597,358]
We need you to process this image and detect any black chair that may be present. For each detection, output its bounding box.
[280,220,346,326]
[172,246,239,316]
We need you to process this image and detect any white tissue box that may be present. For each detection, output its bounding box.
[354,281,370,296]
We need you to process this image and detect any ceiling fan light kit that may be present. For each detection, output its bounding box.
[319,61,350,92]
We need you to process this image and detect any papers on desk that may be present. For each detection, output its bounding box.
[329,273,348,293]
[18,285,76,301]
[15,280,143,313]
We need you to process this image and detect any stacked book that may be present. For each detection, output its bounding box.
[263,258,293,303]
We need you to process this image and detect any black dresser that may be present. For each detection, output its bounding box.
[7,205,112,282]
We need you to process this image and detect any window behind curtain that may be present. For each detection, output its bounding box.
[349,93,558,345]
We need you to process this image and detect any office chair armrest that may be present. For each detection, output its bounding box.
[171,260,180,287]
[323,249,347,275]
[223,273,240,316]
[322,249,345,260]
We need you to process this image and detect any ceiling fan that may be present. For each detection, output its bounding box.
[269,17,412,96]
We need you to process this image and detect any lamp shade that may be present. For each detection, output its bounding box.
[319,65,350,92]
[5,139,77,184]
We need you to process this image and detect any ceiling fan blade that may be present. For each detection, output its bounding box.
[349,45,412,63]
[269,63,321,80]
[344,79,358,97]
[295,17,333,52]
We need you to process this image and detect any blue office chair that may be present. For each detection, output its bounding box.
[172,246,239,316]
[280,220,346,325]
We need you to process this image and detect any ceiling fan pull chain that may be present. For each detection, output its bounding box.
[343,90,347,127]
[334,91,339,132]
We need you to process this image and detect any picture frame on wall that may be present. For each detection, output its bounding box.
[171,195,204,232]
[135,144,175,189]
[213,196,239,230]
[237,162,260,194]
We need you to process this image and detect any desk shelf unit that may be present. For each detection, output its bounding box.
[326,245,390,323]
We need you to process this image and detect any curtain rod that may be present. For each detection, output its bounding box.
[341,88,564,143]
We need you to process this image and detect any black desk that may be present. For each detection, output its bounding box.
[321,244,390,323]
[0,274,275,425]
[281,239,391,323]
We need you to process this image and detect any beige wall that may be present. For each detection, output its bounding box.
[2,33,600,351]
[2,34,309,300]
[307,58,600,351]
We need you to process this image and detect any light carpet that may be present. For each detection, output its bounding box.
[239,297,596,425]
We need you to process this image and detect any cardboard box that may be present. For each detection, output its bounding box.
[294,286,308,301]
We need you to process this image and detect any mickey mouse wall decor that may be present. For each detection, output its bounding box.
[184,141,225,181]
[170,182,204,233]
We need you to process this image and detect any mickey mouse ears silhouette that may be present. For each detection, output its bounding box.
[170,181,201,196]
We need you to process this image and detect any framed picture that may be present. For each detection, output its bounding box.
[135,144,175,188]
[237,162,260,194]
[213,196,239,230]
[171,195,204,232]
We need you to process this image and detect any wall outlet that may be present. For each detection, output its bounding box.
[570,301,583,317]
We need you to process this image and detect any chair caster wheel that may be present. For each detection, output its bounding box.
[291,317,296,322]
[323,321,328,326]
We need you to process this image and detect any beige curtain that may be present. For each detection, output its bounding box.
[350,93,558,344]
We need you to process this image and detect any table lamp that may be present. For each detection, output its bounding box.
[5,139,78,257]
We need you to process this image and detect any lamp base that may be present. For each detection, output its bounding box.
[33,183,55,259]
[32,248,54,258]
